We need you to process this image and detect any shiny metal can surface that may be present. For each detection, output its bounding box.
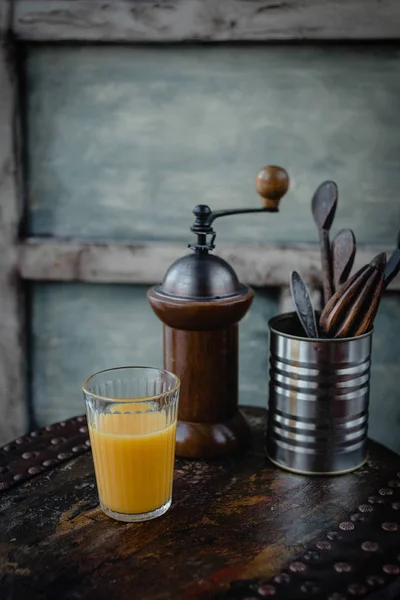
[266,312,372,475]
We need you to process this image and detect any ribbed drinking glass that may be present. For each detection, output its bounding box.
[82,367,180,522]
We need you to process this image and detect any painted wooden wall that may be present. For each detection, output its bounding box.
[27,45,400,245]
[31,283,278,423]
[26,45,400,453]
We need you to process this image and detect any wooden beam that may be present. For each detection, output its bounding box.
[0,3,28,444]
[13,0,400,42]
[18,239,400,290]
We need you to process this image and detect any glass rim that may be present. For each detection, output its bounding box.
[82,365,180,403]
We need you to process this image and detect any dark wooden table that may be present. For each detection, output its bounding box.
[1,407,400,600]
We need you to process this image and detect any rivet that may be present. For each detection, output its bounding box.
[388,480,400,488]
[361,541,379,552]
[72,445,86,453]
[358,504,373,513]
[79,426,88,434]
[22,452,36,459]
[0,481,10,490]
[303,551,320,562]
[16,437,29,445]
[391,502,400,510]
[368,495,384,504]
[3,445,14,452]
[335,562,352,573]
[273,573,290,584]
[367,575,384,586]
[28,466,42,475]
[257,584,276,596]
[382,522,399,532]
[348,583,366,595]
[289,562,306,573]
[13,473,24,481]
[42,459,57,467]
[379,488,393,496]
[327,531,343,541]
[57,452,72,460]
[300,581,320,594]
[351,513,366,522]
[85,440,91,447]
[339,521,355,531]
[77,416,86,422]
[383,564,400,575]
[51,437,65,445]
[45,426,53,432]
[316,541,331,550]
[59,421,67,427]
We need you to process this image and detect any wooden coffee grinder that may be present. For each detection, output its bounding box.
[148,166,289,458]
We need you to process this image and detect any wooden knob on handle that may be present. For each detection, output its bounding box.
[255,165,289,209]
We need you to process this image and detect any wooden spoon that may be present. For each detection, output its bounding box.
[384,230,400,288]
[332,229,356,291]
[290,270,319,338]
[311,181,338,307]
[319,253,386,338]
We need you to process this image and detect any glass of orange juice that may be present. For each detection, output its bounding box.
[82,366,180,523]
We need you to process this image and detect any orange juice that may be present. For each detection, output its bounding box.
[89,403,176,515]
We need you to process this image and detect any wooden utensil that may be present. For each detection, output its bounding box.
[319,253,386,338]
[311,181,338,307]
[255,165,289,210]
[290,270,319,338]
[384,230,400,288]
[332,229,356,291]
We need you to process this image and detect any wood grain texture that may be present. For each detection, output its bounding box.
[319,254,386,338]
[0,7,27,446]
[30,284,278,428]
[1,408,400,600]
[13,0,400,42]
[19,239,400,290]
[25,46,400,246]
[149,287,254,458]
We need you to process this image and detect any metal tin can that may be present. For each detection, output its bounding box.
[266,312,372,475]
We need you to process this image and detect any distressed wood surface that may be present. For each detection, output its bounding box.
[18,239,400,290]
[26,46,400,246]
[1,408,400,600]
[13,0,400,42]
[0,4,27,446]
[30,284,278,427]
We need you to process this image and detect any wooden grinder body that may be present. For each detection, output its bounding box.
[148,289,254,458]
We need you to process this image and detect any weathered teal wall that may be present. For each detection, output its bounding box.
[27,45,400,244]
[26,45,400,453]
[31,283,278,425]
